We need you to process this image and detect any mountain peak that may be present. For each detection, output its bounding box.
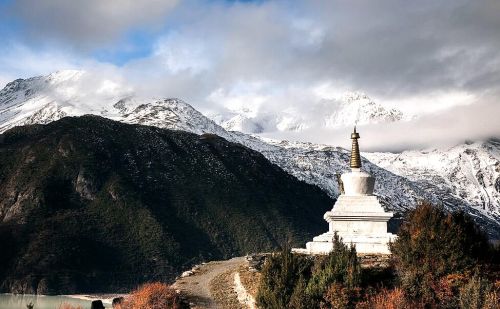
[46,69,85,82]
[340,91,370,103]
[217,91,405,133]
[0,72,220,135]
[326,91,404,127]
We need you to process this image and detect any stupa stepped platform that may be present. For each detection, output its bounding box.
[301,233,395,255]
[293,127,397,255]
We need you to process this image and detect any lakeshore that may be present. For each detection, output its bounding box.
[0,293,121,309]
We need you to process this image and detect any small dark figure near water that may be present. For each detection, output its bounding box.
[112,297,124,308]
[26,302,34,309]
[90,300,105,309]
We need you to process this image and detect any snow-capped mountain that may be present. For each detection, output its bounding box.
[221,114,266,133]
[365,141,500,221]
[255,137,500,237]
[1,71,499,238]
[0,71,230,138]
[216,92,406,134]
[330,92,405,127]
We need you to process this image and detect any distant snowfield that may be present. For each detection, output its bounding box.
[0,70,499,238]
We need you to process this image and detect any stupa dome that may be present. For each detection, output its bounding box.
[341,168,375,196]
[341,127,375,195]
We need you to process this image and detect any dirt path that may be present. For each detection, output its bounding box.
[173,257,247,309]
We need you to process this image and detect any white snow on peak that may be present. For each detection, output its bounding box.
[47,70,85,83]
[0,70,217,135]
[326,91,405,127]
[217,91,406,134]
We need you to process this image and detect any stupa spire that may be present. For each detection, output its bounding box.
[350,126,361,169]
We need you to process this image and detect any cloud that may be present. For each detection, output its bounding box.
[7,0,179,48]
[6,0,500,101]
[1,0,499,151]
[0,43,80,78]
[113,0,500,111]
[261,99,500,152]
[152,32,213,74]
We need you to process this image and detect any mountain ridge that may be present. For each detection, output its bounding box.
[0,115,333,294]
[0,71,498,238]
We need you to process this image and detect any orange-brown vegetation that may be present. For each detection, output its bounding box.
[483,288,500,309]
[321,283,361,309]
[355,288,417,309]
[123,282,185,309]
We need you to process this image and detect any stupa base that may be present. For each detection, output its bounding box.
[293,232,396,255]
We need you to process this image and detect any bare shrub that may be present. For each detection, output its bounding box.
[321,283,361,309]
[459,275,497,309]
[483,287,500,309]
[123,282,184,309]
[355,288,416,309]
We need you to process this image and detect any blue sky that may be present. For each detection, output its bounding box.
[91,31,157,65]
[0,0,264,67]
[0,0,499,148]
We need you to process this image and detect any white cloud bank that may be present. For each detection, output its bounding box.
[0,0,499,151]
[262,99,500,152]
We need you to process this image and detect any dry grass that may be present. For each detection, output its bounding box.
[237,265,261,298]
[123,282,184,309]
[355,288,421,309]
[209,269,244,309]
[484,289,500,309]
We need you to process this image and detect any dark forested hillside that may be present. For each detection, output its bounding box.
[0,115,332,294]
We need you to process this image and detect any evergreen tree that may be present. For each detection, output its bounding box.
[306,234,361,307]
[256,245,313,309]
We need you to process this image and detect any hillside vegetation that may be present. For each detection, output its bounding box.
[0,115,333,294]
[256,204,499,309]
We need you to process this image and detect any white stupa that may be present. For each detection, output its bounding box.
[296,127,397,254]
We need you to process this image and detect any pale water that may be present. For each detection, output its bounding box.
[0,294,111,309]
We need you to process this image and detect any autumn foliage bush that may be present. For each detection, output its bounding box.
[391,203,490,274]
[355,288,413,309]
[390,203,492,304]
[321,283,362,309]
[123,282,185,309]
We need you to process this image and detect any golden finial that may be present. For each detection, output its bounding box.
[350,126,361,169]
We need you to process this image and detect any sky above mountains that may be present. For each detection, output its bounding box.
[0,0,499,150]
